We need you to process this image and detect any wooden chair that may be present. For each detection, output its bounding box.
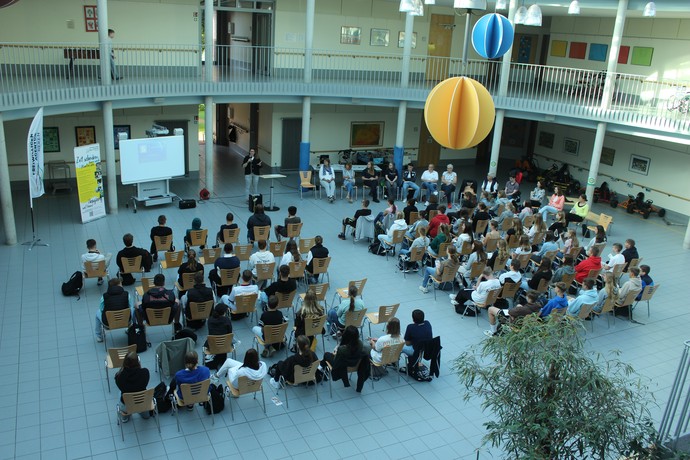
[185,299,213,328]
[280,360,320,408]
[592,242,607,258]
[408,211,420,225]
[255,262,276,286]
[83,259,109,286]
[402,246,426,279]
[463,288,502,326]
[303,315,327,353]
[573,269,601,290]
[269,240,287,259]
[429,263,460,301]
[459,240,473,257]
[501,217,516,232]
[495,204,505,216]
[577,302,596,332]
[288,260,307,287]
[427,242,449,264]
[506,234,520,249]
[587,213,613,235]
[144,307,174,337]
[175,271,201,293]
[534,278,550,294]
[591,296,616,328]
[153,234,173,254]
[474,219,490,236]
[466,262,486,285]
[187,229,208,250]
[515,253,532,271]
[530,250,557,272]
[531,232,545,246]
[298,283,329,308]
[310,256,331,284]
[325,359,362,397]
[344,308,368,338]
[102,309,132,351]
[370,342,405,389]
[105,344,136,393]
[234,292,258,322]
[199,247,221,266]
[384,229,406,260]
[275,289,298,318]
[332,278,368,308]
[253,322,289,358]
[498,282,520,308]
[234,244,253,266]
[483,237,499,253]
[116,388,159,441]
[428,210,440,221]
[120,256,144,281]
[216,267,240,293]
[159,250,184,273]
[224,376,266,420]
[172,379,213,431]
[203,333,236,361]
[136,275,155,298]
[627,257,642,272]
[615,289,643,322]
[559,272,576,290]
[522,215,535,229]
[299,171,319,199]
[253,226,270,243]
[634,284,660,318]
[222,227,240,245]
[286,222,303,240]
[298,237,316,256]
[365,304,400,337]
[493,253,510,273]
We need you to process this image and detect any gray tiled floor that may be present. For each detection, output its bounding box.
[1,144,688,459]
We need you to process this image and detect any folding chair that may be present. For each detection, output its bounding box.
[172,379,213,431]
[102,309,132,351]
[199,247,221,266]
[185,300,213,328]
[159,250,184,274]
[224,376,266,420]
[280,360,320,408]
[332,278,367,309]
[253,322,289,358]
[310,257,331,284]
[116,388,159,441]
[203,333,236,361]
[84,260,109,287]
[365,304,400,337]
[299,171,319,199]
[370,342,405,389]
[634,284,660,318]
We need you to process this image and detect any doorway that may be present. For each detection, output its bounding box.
[426,14,454,81]
[281,118,302,171]
[417,113,440,167]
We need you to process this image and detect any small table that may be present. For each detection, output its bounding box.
[260,174,287,212]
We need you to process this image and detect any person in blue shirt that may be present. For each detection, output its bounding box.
[402,309,432,374]
[566,278,598,317]
[172,351,211,405]
[539,282,568,317]
[637,264,654,301]
[531,231,559,263]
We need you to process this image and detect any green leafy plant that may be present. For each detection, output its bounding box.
[453,315,661,459]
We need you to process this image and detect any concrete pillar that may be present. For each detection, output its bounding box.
[102,101,118,214]
[97,0,111,85]
[401,12,414,87]
[304,0,315,83]
[488,109,505,177]
[205,96,214,193]
[205,0,213,82]
[394,101,407,176]
[586,122,607,204]
[0,113,17,245]
[601,0,628,109]
[299,97,311,172]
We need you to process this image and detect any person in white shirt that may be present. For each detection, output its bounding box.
[213,348,268,389]
[221,270,259,312]
[420,164,439,205]
[499,260,522,285]
[247,239,275,279]
[81,238,112,286]
[378,211,408,249]
[453,267,502,307]
[602,242,625,272]
[440,164,458,208]
[319,158,336,203]
[481,173,499,198]
[369,317,404,365]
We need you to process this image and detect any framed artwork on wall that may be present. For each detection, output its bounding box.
[75,126,96,147]
[370,28,390,47]
[550,40,567,58]
[589,43,608,62]
[631,47,654,66]
[629,154,650,175]
[84,5,98,32]
[600,147,615,166]
[341,26,361,45]
[398,31,417,49]
[113,125,131,150]
[43,127,60,153]
[569,42,587,59]
[350,122,384,147]
[563,137,579,156]
[538,131,555,149]
[618,46,630,64]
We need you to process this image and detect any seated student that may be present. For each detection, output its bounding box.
[294,289,325,348]
[529,180,546,207]
[472,203,491,235]
[564,194,589,226]
[504,175,521,203]
[488,239,509,271]
[574,247,602,283]
[428,205,450,239]
[617,267,642,304]
[405,210,429,241]
[338,200,372,240]
[496,202,515,228]
[557,229,580,260]
[247,204,271,244]
[458,242,487,283]
[602,243,625,272]
[566,278,598,316]
[150,214,173,261]
[479,190,495,212]
[94,277,134,343]
[527,215,547,243]
[401,163,420,202]
[115,351,150,422]
[552,255,575,282]
[170,351,211,404]
[452,220,474,249]
[581,225,607,258]
[252,295,288,357]
[362,161,380,203]
[203,303,235,370]
[383,161,399,201]
[531,231,559,262]
[401,309,433,374]
[261,264,297,309]
[215,212,238,247]
[369,317,404,365]
[518,200,534,223]
[116,233,153,286]
[305,235,329,281]
[484,290,541,337]
[378,211,407,249]
[268,335,319,390]
[499,259,523,285]
[402,198,418,225]
[506,235,532,269]
[82,238,112,285]
[342,162,356,203]
[209,243,240,296]
[420,245,460,294]
[248,240,274,278]
[322,325,370,393]
[460,190,477,210]
[539,282,569,317]
[374,198,398,225]
[177,249,203,296]
[274,206,301,242]
[548,211,568,238]
[421,163,439,205]
[453,267,501,307]
[538,186,565,222]
[425,193,439,214]
[637,265,653,301]
[427,223,450,257]
[621,238,639,271]
[327,285,364,335]
[440,164,457,208]
[214,348,268,389]
[221,270,259,313]
[180,272,214,324]
[482,220,501,244]
[136,273,181,327]
[183,217,206,253]
[280,239,302,271]
[593,272,619,313]
[399,226,429,272]
[320,158,337,203]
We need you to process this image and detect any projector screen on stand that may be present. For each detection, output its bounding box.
[119,136,185,185]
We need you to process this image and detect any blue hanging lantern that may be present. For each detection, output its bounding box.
[472,13,514,59]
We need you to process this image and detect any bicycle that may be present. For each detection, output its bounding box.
[665,89,690,114]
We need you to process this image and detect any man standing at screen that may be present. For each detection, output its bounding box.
[243,148,262,199]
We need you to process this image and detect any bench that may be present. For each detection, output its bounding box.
[63,48,100,79]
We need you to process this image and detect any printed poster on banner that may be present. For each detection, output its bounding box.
[74,143,106,223]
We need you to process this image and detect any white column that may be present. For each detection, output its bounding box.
[97,0,111,85]
[304,0,315,83]
[205,96,214,193]
[585,122,607,204]
[601,0,628,110]
[103,101,118,214]
[205,0,213,82]
[488,110,505,177]
[0,113,17,245]
[401,12,414,87]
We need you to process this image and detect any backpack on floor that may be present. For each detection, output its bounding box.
[455,303,477,317]
[127,324,150,353]
[204,383,225,414]
[368,240,386,256]
[174,327,198,344]
[61,271,83,299]
[153,382,172,413]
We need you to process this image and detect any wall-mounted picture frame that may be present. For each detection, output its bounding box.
[600,147,615,166]
[113,125,131,150]
[538,131,554,149]
[370,28,390,47]
[43,127,60,153]
[350,122,384,148]
[340,26,361,45]
[75,126,96,147]
[563,137,579,156]
[398,31,417,49]
[84,5,98,32]
[629,154,650,175]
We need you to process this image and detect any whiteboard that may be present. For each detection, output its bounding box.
[119,136,185,185]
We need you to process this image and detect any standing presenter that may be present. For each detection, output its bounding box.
[243,148,263,199]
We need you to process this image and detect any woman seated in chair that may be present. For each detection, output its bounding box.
[322,326,370,393]
[280,239,301,268]
[377,211,407,249]
[458,241,488,284]
[115,351,150,422]
[399,226,429,271]
[294,289,325,349]
[170,351,211,408]
[594,272,618,313]
[183,218,205,253]
[214,348,267,390]
[426,223,450,258]
[177,249,203,296]
[268,335,319,390]
[420,245,460,294]
[368,317,403,365]
[326,285,364,336]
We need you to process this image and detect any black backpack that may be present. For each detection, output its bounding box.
[204,383,225,414]
[174,327,198,344]
[127,324,150,353]
[153,382,172,413]
[61,271,83,299]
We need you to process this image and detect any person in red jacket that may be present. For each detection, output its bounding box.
[427,205,450,238]
[574,246,602,283]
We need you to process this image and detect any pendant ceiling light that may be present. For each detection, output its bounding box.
[454,0,487,9]
[495,0,508,10]
[424,0,436,4]
[514,3,528,24]
[568,0,580,15]
[399,0,416,13]
[524,3,542,26]
[643,1,656,17]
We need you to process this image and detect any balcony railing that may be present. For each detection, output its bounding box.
[1,42,690,135]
